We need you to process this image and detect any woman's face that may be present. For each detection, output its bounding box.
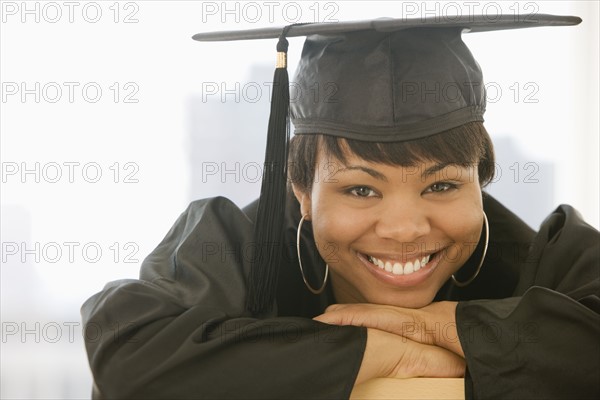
[293,145,484,308]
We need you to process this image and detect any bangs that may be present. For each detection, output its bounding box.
[322,122,488,169]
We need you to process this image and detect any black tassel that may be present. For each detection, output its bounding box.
[245,28,292,315]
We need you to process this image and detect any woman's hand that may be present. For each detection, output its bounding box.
[314,301,464,357]
[355,328,465,384]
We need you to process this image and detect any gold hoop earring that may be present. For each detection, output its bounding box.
[296,215,329,294]
[452,211,489,287]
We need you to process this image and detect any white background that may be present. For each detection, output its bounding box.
[1,1,598,398]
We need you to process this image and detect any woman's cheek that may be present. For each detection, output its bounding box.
[445,195,482,236]
[312,208,354,263]
[446,209,484,263]
[312,211,341,244]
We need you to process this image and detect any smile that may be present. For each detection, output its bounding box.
[366,254,432,276]
[357,250,443,287]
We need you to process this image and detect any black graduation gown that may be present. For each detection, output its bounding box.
[81,194,600,399]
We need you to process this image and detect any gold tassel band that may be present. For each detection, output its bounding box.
[276,51,287,68]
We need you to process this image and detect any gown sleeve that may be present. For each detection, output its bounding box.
[81,197,366,399]
[457,205,600,399]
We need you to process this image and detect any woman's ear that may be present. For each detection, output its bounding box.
[291,183,312,219]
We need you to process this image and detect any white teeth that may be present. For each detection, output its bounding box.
[403,261,414,275]
[367,253,433,276]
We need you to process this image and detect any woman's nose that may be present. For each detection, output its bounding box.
[374,198,431,243]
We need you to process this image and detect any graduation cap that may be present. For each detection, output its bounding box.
[193,14,582,315]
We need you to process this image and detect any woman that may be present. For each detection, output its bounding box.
[82,16,599,399]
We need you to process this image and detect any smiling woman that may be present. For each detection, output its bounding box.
[291,139,484,308]
[81,14,599,400]
[288,122,492,309]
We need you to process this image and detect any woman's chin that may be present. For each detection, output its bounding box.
[366,290,437,309]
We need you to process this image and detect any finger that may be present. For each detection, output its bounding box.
[315,305,386,327]
[323,303,346,312]
[313,313,343,324]
[323,303,370,313]
[313,308,371,326]
[316,305,409,330]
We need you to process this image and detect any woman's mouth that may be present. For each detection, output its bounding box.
[358,250,443,287]
[366,254,432,276]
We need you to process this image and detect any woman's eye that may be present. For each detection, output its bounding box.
[427,182,457,193]
[349,186,376,197]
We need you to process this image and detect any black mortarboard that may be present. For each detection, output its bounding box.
[192,15,582,315]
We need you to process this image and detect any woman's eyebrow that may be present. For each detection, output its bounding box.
[335,163,470,181]
[421,162,468,179]
[336,165,388,182]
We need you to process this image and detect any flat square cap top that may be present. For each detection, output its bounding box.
[192,14,582,41]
